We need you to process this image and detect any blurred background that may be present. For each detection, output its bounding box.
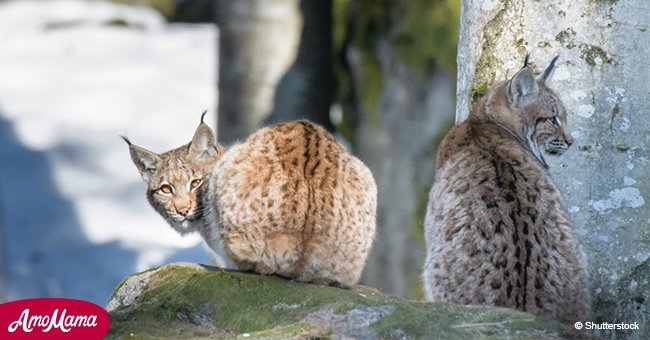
[0,0,459,305]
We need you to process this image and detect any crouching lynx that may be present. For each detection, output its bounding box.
[124,115,377,287]
[422,56,590,324]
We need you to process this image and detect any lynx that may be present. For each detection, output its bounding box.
[422,56,590,324]
[124,115,377,287]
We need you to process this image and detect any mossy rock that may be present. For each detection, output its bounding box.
[107,263,586,339]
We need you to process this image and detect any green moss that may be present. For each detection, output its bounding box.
[579,43,612,67]
[144,267,332,332]
[471,82,489,103]
[108,264,580,339]
[111,277,129,299]
[334,301,358,314]
[110,265,158,299]
[108,265,385,337]
[391,0,460,75]
[471,3,508,108]
[238,323,331,339]
[372,302,571,339]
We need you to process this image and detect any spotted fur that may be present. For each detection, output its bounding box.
[423,56,590,324]
[125,117,376,287]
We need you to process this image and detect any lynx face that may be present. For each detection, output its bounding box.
[144,153,211,231]
[526,89,574,157]
[123,117,223,234]
[501,55,574,166]
[424,56,591,324]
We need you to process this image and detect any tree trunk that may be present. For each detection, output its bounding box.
[266,0,336,131]
[457,0,649,337]
[215,0,301,143]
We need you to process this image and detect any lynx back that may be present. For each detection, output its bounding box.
[206,120,377,288]
[125,116,377,287]
[423,56,590,324]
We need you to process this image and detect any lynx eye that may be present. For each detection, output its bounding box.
[548,116,560,126]
[159,184,174,194]
[190,179,202,190]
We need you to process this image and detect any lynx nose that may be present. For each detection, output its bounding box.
[176,205,191,216]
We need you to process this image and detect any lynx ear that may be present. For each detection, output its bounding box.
[508,65,539,109]
[121,136,161,184]
[536,54,559,84]
[188,113,219,161]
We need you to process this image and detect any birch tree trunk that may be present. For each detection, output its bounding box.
[457,1,649,337]
[215,0,301,143]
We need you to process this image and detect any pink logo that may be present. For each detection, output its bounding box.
[0,298,110,339]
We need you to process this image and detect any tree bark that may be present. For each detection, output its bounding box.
[215,0,301,143]
[457,0,650,336]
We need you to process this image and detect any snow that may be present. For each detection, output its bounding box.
[0,0,217,305]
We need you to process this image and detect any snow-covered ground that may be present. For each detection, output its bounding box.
[0,0,217,305]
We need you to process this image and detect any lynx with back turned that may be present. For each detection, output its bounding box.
[422,56,590,324]
[124,116,376,287]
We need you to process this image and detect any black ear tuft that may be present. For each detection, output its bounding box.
[538,55,559,84]
[200,110,208,124]
[523,54,530,68]
[120,135,132,146]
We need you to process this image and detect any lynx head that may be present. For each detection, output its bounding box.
[123,112,224,234]
[484,55,574,168]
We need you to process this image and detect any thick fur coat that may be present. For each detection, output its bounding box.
[423,57,591,324]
